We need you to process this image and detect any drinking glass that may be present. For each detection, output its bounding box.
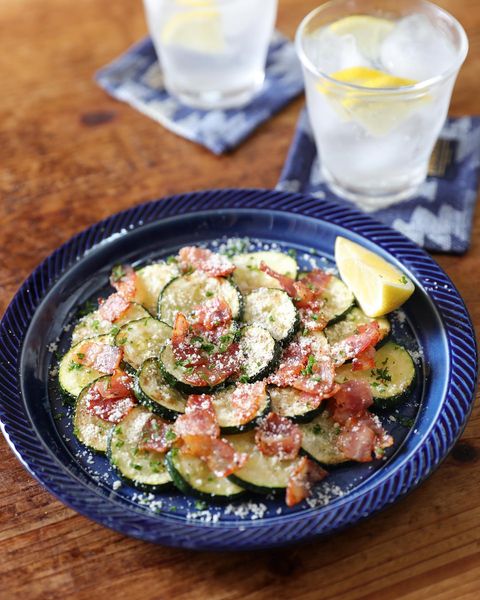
[295,0,468,208]
[144,0,278,109]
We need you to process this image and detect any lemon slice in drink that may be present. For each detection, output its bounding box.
[162,2,224,54]
[318,66,420,136]
[329,15,394,61]
[335,236,414,317]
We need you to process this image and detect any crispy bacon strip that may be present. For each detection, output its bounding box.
[85,369,136,423]
[230,382,265,425]
[98,293,130,323]
[192,298,232,332]
[352,345,376,371]
[110,264,136,300]
[138,415,174,454]
[330,322,381,367]
[77,341,122,374]
[174,395,246,476]
[268,340,310,387]
[286,456,328,507]
[178,246,235,277]
[291,353,337,399]
[255,413,302,460]
[330,381,393,462]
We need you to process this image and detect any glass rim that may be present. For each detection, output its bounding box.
[295,0,469,94]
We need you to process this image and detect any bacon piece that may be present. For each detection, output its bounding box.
[230,382,265,425]
[178,246,235,277]
[259,264,331,310]
[286,456,328,507]
[330,381,393,462]
[205,438,248,477]
[268,341,310,387]
[330,322,381,367]
[85,369,136,423]
[330,380,373,424]
[299,303,328,332]
[292,353,337,399]
[78,341,122,374]
[192,298,232,332]
[337,414,393,462]
[110,264,136,300]
[98,293,130,323]
[138,415,174,454]
[175,395,246,476]
[255,413,302,460]
[352,345,376,371]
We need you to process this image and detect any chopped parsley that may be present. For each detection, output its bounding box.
[166,255,178,265]
[205,290,214,298]
[238,374,250,384]
[165,429,177,442]
[77,299,97,317]
[372,366,391,383]
[301,354,316,376]
[312,424,322,435]
[287,248,297,259]
[194,500,207,510]
[111,264,126,282]
[68,362,83,371]
[399,275,408,285]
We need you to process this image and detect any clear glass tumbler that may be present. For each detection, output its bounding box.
[143,0,278,110]
[295,0,468,209]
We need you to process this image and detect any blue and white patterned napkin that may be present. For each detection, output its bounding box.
[96,32,303,155]
[277,109,480,253]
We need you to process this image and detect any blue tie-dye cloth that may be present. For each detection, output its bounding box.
[277,109,480,253]
[96,32,303,155]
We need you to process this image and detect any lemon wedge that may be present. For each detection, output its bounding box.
[162,4,224,54]
[334,236,414,317]
[329,15,394,61]
[329,66,416,89]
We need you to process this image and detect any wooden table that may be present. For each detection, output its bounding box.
[1,1,479,598]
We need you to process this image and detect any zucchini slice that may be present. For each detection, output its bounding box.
[73,376,113,453]
[58,333,114,399]
[300,411,349,466]
[71,303,151,345]
[159,344,230,395]
[227,431,300,493]
[238,325,281,382]
[335,342,416,408]
[325,307,390,347]
[158,271,242,326]
[243,288,299,344]
[135,357,187,420]
[114,317,172,371]
[211,385,270,434]
[232,251,298,293]
[299,273,355,325]
[269,386,325,423]
[166,448,244,499]
[134,262,180,315]
[108,406,172,490]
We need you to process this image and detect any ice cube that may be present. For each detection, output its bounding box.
[380,14,457,81]
[304,28,371,75]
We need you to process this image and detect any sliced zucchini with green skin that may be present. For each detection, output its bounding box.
[335,341,416,408]
[166,448,245,499]
[227,431,300,493]
[232,251,298,293]
[73,376,113,453]
[58,333,114,399]
[269,386,325,423]
[114,317,172,371]
[71,303,150,345]
[237,325,281,383]
[325,307,390,347]
[134,262,180,315]
[211,385,271,434]
[159,344,229,395]
[107,406,172,490]
[135,357,187,420]
[300,411,349,466]
[158,271,242,326]
[299,273,355,325]
[243,288,299,344]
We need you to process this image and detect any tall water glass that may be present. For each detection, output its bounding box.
[144,0,278,109]
[295,0,468,208]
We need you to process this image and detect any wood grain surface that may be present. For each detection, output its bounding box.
[1,1,479,598]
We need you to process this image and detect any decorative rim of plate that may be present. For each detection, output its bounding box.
[0,188,477,550]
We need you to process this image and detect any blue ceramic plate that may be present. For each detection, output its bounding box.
[0,189,477,550]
